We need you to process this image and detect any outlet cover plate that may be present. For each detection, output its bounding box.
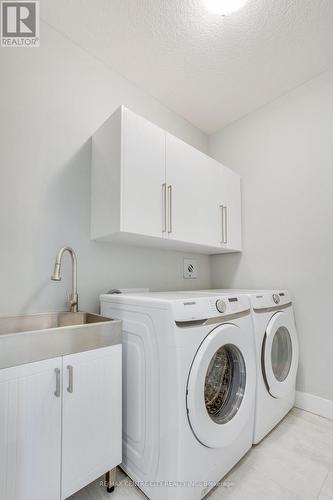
[183,258,198,279]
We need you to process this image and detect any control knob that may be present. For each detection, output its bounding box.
[216,299,227,313]
[272,293,280,304]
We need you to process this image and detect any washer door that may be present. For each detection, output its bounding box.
[262,311,299,399]
[186,323,250,449]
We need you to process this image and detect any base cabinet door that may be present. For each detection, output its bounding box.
[61,345,122,499]
[0,359,62,500]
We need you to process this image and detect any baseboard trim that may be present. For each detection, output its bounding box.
[295,391,333,420]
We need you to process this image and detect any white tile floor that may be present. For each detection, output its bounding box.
[69,408,333,500]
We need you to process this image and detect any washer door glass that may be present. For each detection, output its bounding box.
[204,344,246,425]
[271,326,292,382]
[186,323,255,449]
[263,311,299,399]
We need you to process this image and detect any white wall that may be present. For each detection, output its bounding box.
[0,22,210,316]
[209,69,333,402]
[4,16,331,405]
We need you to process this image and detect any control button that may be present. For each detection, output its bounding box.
[273,293,280,304]
[216,299,227,313]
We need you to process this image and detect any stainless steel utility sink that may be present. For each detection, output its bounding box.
[0,312,121,370]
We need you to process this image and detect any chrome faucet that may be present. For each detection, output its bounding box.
[51,247,79,312]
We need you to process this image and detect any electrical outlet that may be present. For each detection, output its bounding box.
[183,258,198,279]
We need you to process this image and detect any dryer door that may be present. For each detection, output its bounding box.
[186,323,253,449]
[262,311,299,399]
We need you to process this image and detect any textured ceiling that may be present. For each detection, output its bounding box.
[41,0,333,133]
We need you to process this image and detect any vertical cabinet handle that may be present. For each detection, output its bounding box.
[67,365,74,394]
[220,205,228,244]
[162,183,167,233]
[167,185,172,234]
[54,368,61,398]
[224,205,228,244]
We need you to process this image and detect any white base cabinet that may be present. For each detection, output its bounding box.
[0,358,62,500]
[0,345,122,500]
[62,347,122,499]
[91,106,242,254]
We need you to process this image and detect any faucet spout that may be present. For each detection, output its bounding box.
[51,246,78,312]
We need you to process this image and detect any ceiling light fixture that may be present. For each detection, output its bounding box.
[203,0,249,16]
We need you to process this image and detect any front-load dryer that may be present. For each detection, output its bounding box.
[195,289,299,444]
[100,291,256,499]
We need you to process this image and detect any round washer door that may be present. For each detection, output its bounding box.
[262,311,299,399]
[186,323,252,449]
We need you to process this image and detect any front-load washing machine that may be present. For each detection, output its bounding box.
[195,289,299,444]
[100,291,256,499]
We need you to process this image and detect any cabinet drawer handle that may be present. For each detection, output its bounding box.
[162,183,167,232]
[54,368,61,398]
[220,205,228,244]
[167,185,172,234]
[67,365,74,394]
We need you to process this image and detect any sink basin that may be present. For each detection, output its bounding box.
[0,311,115,335]
[0,312,121,370]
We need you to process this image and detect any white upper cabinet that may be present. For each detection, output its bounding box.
[91,107,166,242]
[122,108,166,238]
[218,164,242,252]
[91,106,242,254]
[165,134,222,248]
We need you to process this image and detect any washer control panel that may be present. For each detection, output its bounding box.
[99,291,251,323]
[171,295,250,322]
[251,290,291,309]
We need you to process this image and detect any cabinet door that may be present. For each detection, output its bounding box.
[122,108,166,238]
[165,134,221,247]
[218,165,242,251]
[0,358,62,500]
[61,345,122,499]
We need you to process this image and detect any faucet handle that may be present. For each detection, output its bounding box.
[66,290,78,312]
[66,290,71,308]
